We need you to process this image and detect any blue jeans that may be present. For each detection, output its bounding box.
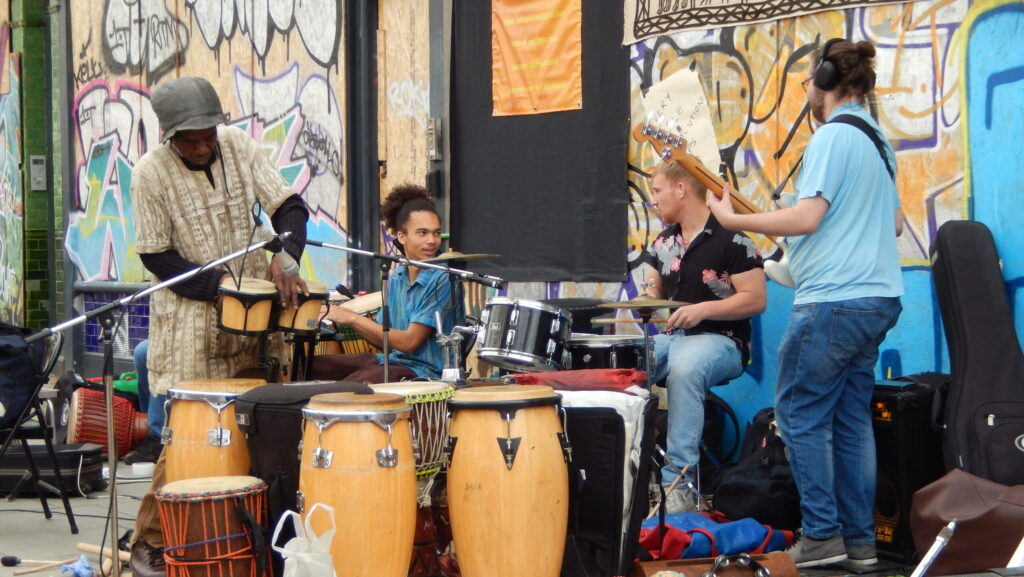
[133,340,167,439]
[774,297,901,545]
[653,332,743,485]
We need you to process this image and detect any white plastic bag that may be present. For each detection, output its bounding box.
[271,503,337,577]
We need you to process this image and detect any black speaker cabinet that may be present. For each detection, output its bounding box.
[871,379,946,563]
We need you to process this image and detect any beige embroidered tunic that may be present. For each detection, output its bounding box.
[131,126,294,395]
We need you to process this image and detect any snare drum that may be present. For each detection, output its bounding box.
[67,387,148,455]
[163,378,266,483]
[219,278,278,335]
[445,385,569,577]
[299,392,416,577]
[279,280,328,334]
[565,334,648,370]
[477,297,572,372]
[156,475,269,577]
[369,382,454,480]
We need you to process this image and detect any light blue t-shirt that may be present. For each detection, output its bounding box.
[787,102,904,304]
[375,265,456,378]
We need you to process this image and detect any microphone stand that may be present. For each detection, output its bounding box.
[307,240,503,382]
[26,235,287,573]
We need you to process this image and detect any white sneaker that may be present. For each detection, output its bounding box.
[661,484,697,514]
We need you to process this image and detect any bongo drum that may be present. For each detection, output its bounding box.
[218,277,278,335]
[66,387,148,455]
[335,291,384,354]
[445,385,570,577]
[156,476,269,577]
[279,280,328,334]
[163,378,266,483]
[369,382,454,481]
[299,392,416,577]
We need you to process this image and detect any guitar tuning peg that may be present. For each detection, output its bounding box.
[659,145,673,161]
[642,110,656,134]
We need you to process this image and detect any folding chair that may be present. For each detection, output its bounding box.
[0,330,78,533]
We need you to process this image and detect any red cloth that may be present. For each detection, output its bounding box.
[511,368,646,393]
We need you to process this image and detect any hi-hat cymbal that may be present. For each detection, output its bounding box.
[599,295,689,310]
[425,250,499,263]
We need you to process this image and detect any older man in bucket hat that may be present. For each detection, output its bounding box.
[127,77,310,577]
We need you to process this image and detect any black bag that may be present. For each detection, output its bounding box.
[0,323,45,429]
[234,380,373,577]
[712,408,801,531]
[0,442,107,497]
[930,220,1024,484]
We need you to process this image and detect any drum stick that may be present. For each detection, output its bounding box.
[76,543,131,562]
[592,318,668,324]
[12,558,79,576]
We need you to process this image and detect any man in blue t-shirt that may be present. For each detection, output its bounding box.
[710,38,903,568]
[312,185,456,383]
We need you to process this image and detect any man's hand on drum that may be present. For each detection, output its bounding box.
[267,256,308,309]
[319,303,363,326]
[665,302,708,331]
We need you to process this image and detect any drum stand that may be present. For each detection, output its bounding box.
[26,236,286,572]
[636,307,657,388]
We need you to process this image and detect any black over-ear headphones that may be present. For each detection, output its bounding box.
[813,38,844,91]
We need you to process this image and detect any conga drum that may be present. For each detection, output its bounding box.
[299,392,417,577]
[156,476,269,577]
[219,277,278,335]
[163,378,266,483]
[445,385,569,577]
[279,280,328,334]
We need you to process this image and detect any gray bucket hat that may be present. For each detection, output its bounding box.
[151,77,227,142]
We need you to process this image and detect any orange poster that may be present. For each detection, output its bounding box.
[492,0,582,116]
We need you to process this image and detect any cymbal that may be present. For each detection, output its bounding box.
[424,250,499,263]
[599,295,689,310]
[593,317,668,324]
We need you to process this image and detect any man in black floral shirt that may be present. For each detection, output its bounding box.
[644,161,766,512]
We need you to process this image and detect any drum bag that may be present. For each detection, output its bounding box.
[930,221,1024,484]
[235,380,371,577]
[562,396,658,577]
[0,442,107,497]
[910,468,1024,575]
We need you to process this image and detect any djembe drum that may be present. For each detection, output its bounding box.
[156,476,269,577]
[163,378,266,483]
[299,391,417,577]
[445,385,570,577]
[66,387,148,455]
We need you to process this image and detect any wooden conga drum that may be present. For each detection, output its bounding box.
[445,385,569,577]
[299,392,417,577]
[163,378,266,483]
[156,476,268,577]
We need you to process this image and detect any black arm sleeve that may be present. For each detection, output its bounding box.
[270,195,309,262]
[139,251,226,301]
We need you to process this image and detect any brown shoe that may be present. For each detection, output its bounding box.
[129,539,166,577]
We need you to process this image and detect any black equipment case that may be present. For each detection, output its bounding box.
[930,220,1024,484]
[234,380,372,576]
[0,442,107,497]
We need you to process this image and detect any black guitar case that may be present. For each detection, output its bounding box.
[930,220,1024,484]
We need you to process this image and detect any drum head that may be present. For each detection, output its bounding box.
[340,292,383,314]
[220,277,276,296]
[306,391,408,412]
[158,475,266,499]
[369,382,454,404]
[485,296,568,317]
[301,280,329,298]
[450,384,557,404]
[173,378,267,395]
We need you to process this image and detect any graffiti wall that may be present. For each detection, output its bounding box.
[508,0,1024,432]
[0,17,24,324]
[64,0,351,288]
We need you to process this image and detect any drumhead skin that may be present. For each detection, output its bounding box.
[219,277,276,295]
[306,391,408,412]
[370,382,454,402]
[158,475,266,499]
[450,384,558,404]
[339,291,383,314]
[300,280,328,298]
[172,378,267,395]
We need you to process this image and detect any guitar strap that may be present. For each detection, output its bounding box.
[771,113,895,203]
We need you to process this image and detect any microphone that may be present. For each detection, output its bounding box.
[305,239,324,248]
[257,229,300,278]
